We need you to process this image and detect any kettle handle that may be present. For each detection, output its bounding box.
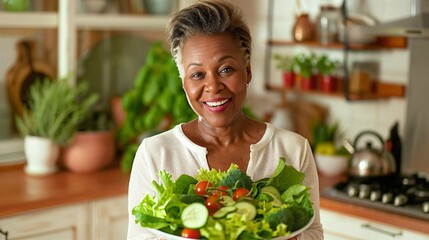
[353,130,385,151]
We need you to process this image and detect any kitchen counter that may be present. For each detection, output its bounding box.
[0,164,428,235]
[0,163,129,217]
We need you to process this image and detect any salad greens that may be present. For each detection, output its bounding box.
[132,157,314,239]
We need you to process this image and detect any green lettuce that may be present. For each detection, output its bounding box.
[132,157,314,239]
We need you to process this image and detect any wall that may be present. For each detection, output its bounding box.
[240,0,411,143]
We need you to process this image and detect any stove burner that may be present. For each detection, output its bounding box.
[323,173,429,221]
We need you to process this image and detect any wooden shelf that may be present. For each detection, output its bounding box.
[0,12,57,29]
[265,81,406,101]
[268,40,407,50]
[76,14,170,31]
[0,12,170,31]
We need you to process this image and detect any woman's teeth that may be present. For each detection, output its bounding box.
[205,99,229,107]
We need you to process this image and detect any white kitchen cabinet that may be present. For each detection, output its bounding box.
[91,195,128,240]
[0,203,90,240]
[320,208,429,240]
[0,195,128,240]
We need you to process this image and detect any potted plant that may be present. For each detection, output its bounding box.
[295,53,317,91]
[61,107,117,173]
[15,78,98,176]
[118,41,196,172]
[273,54,297,88]
[316,54,340,93]
[311,121,350,177]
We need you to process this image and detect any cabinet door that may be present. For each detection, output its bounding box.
[91,195,128,240]
[321,208,429,240]
[0,203,89,240]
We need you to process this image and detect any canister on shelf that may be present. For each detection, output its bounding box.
[317,4,340,45]
[349,61,379,95]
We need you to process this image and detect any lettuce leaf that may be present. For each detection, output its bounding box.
[195,164,239,186]
[266,157,305,192]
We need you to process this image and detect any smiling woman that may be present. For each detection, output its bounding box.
[127,1,323,239]
[180,33,250,131]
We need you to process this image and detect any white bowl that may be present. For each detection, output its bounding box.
[315,154,349,177]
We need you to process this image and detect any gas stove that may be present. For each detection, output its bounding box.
[322,174,429,221]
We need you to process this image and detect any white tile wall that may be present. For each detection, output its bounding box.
[240,0,411,141]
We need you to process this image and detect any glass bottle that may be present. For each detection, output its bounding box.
[317,5,340,45]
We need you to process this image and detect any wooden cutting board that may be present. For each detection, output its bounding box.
[6,40,56,117]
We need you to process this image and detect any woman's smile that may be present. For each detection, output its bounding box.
[203,98,232,112]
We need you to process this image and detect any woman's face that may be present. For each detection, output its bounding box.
[180,33,252,128]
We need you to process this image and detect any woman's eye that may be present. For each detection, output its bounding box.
[190,72,204,80]
[220,67,233,74]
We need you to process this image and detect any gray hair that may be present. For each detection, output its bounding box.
[166,0,252,77]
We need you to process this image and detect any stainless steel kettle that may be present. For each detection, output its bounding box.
[348,130,396,178]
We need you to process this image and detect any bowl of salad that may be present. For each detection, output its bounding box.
[132,157,314,239]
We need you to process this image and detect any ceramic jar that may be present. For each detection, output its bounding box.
[292,13,315,42]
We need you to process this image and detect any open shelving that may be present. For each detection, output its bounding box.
[264,0,407,102]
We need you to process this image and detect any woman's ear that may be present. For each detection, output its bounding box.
[246,64,252,84]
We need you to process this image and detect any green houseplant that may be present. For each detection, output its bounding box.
[295,53,317,91]
[273,54,297,88]
[118,41,196,172]
[15,78,98,175]
[316,54,340,93]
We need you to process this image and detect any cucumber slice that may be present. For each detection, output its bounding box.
[261,186,282,207]
[220,195,235,206]
[234,201,257,221]
[213,206,237,219]
[181,203,209,229]
[261,186,281,199]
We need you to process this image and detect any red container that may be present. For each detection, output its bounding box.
[283,71,296,88]
[300,75,318,91]
[320,75,338,93]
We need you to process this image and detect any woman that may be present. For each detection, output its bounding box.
[128,1,323,239]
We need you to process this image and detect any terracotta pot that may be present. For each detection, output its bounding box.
[111,96,126,128]
[283,71,296,88]
[61,131,116,173]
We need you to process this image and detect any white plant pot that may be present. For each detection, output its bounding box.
[24,136,60,176]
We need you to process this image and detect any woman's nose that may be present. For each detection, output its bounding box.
[204,74,224,92]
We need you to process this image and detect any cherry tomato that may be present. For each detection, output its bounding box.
[195,180,213,196]
[233,188,250,201]
[205,195,222,213]
[181,228,201,239]
[211,185,229,196]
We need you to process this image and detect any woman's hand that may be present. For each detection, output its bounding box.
[289,234,300,240]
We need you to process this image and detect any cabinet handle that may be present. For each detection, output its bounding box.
[361,223,403,237]
[0,228,8,240]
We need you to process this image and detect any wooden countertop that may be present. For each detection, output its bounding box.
[0,163,129,217]
[0,164,428,235]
